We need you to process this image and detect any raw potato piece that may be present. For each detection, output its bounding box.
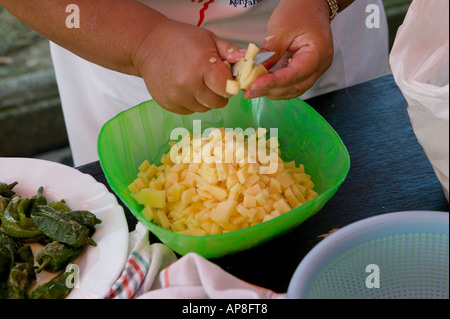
[128,128,319,236]
[226,43,269,95]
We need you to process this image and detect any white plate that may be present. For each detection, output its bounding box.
[0,157,129,299]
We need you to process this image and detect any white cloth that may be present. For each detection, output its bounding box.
[50,0,390,166]
[106,222,285,299]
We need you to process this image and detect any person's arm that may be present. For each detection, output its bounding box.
[244,0,355,100]
[0,0,244,114]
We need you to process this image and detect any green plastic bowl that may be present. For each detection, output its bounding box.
[98,93,350,258]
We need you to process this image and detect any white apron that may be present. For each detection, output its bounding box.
[50,0,390,166]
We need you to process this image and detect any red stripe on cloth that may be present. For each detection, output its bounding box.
[129,258,145,281]
[163,265,171,288]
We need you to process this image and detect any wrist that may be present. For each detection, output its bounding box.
[324,0,355,20]
[325,0,339,21]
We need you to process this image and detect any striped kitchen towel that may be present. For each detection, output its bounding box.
[105,223,177,299]
[105,222,285,299]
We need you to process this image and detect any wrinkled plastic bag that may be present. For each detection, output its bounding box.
[390,0,449,201]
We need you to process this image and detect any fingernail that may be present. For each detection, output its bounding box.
[244,91,259,99]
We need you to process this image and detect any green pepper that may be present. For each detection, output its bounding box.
[0,181,18,198]
[31,205,96,247]
[48,200,72,213]
[15,244,34,265]
[30,270,72,299]
[0,195,9,219]
[43,202,101,231]
[64,210,102,232]
[0,247,14,284]
[36,241,83,273]
[16,197,35,228]
[1,197,42,239]
[28,186,47,216]
[6,262,35,299]
[0,231,18,282]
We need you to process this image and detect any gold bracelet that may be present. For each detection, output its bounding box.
[326,0,339,21]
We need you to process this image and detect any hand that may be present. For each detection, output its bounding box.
[133,18,245,114]
[244,0,334,100]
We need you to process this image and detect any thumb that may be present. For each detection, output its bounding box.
[215,38,246,64]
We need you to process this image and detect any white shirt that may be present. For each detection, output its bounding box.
[50,0,390,166]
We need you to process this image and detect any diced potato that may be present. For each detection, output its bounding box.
[128,183,139,194]
[141,205,154,221]
[226,80,240,95]
[243,194,257,208]
[284,187,300,208]
[273,198,291,214]
[171,219,187,233]
[275,171,295,190]
[157,209,171,229]
[215,163,227,181]
[236,167,248,184]
[181,188,197,205]
[167,183,185,203]
[210,200,237,224]
[269,178,282,194]
[245,42,259,60]
[138,189,166,208]
[208,185,228,201]
[128,126,318,236]
[138,160,151,172]
[237,204,257,219]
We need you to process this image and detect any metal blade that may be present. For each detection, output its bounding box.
[254,51,275,66]
[231,51,275,77]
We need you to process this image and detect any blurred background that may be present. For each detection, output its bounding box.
[0,0,413,167]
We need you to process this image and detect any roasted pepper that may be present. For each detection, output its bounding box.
[0,231,17,283]
[64,210,102,233]
[15,244,34,265]
[0,195,8,219]
[31,205,96,247]
[48,200,71,213]
[0,181,18,198]
[6,262,35,299]
[0,248,13,284]
[1,197,42,239]
[30,270,72,299]
[28,186,47,216]
[36,241,83,273]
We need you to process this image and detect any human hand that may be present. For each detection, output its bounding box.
[133,18,245,114]
[244,0,334,100]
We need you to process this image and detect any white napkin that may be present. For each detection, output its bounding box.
[106,222,286,299]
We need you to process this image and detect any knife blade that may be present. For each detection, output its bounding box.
[254,51,275,66]
[231,51,275,77]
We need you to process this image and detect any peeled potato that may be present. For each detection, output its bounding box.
[226,43,268,95]
[128,128,319,236]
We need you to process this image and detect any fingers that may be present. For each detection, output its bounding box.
[215,39,245,64]
[201,38,245,104]
[245,37,333,100]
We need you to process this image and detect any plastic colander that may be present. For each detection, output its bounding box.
[287,211,449,299]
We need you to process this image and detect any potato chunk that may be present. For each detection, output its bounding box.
[128,128,318,235]
[226,43,268,95]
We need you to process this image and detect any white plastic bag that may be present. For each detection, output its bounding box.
[390,0,449,201]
